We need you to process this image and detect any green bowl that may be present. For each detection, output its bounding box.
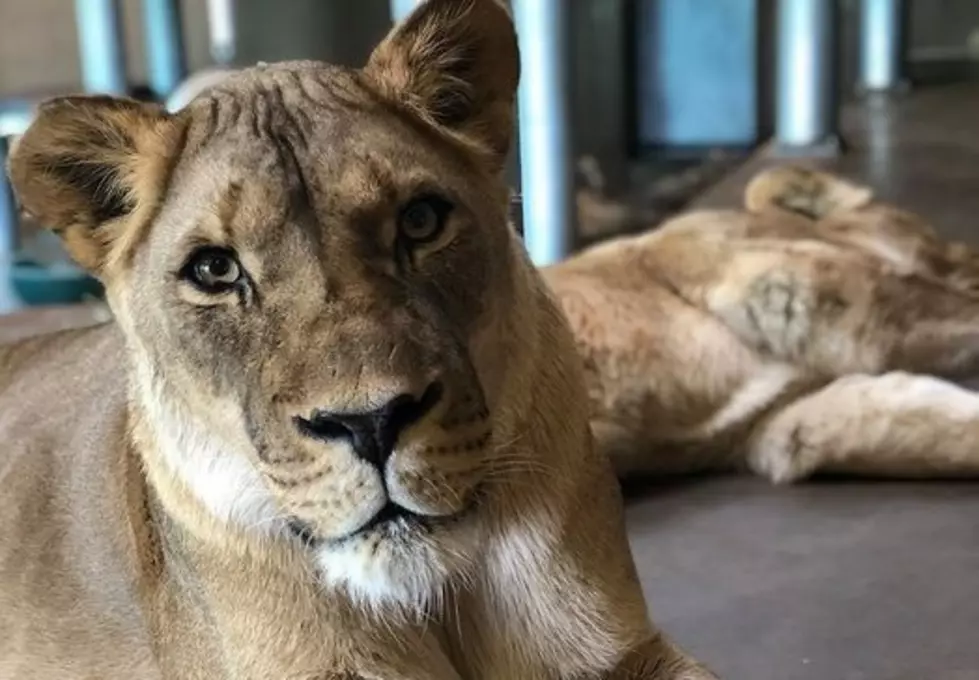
[10,260,103,306]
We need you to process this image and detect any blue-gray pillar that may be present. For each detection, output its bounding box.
[859,0,907,92]
[389,0,420,23]
[74,0,128,95]
[0,137,17,261]
[0,135,20,312]
[775,0,840,153]
[513,0,574,266]
[207,0,236,65]
[141,0,186,99]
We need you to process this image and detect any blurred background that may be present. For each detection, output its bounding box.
[3,0,979,320]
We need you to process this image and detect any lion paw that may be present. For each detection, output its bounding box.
[748,422,821,485]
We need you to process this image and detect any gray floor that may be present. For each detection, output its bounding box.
[628,479,979,679]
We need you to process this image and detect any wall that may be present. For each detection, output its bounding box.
[908,0,979,61]
[634,0,761,150]
[570,0,629,187]
[0,0,211,98]
[233,0,391,69]
[1,0,625,185]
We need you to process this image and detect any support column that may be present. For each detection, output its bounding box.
[141,0,187,99]
[858,0,908,93]
[389,0,420,23]
[74,0,128,95]
[774,0,840,155]
[207,0,236,65]
[0,137,17,262]
[513,0,574,266]
[0,136,22,312]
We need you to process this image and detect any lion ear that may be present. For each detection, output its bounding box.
[744,166,874,220]
[7,95,181,274]
[364,0,520,166]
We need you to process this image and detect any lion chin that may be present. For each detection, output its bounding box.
[311,504,482,611]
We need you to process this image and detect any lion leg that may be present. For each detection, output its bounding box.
[923,239,979,296]
[746,371,979,484]
[550,266,816,480]
[815,208,979,297]
[592,420,737,479]
[744,165,979,295]
[606,636,718,679]
[697,245,979,379]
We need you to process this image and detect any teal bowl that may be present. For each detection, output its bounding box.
[10,260,103,306]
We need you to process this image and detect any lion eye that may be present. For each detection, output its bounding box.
[398,195,452,245]
[182,247,242,293]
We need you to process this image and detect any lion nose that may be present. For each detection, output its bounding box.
[296,382,443,468]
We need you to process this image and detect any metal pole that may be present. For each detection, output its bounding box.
[0,135,23,313]
[141,0,187,99]
[0,137,17,262]
[775,0,840,154]
[513,0,574,266]
[859,0,907,92]
[74,0,128,95]
[389,0,421,23]
[207,0,236,66]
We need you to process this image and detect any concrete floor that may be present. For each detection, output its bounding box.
[629,478,979,679]
[630,82,979,679]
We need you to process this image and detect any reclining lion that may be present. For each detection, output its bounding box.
[0,1,713,678]
[545,165,979,483]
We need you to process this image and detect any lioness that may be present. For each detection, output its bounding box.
[545,165,979,483]
[0,1,714,679]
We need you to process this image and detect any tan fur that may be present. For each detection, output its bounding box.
[0,1,714,679]
[545,165,979,483]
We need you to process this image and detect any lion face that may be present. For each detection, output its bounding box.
[9,0,523,606]
[136,65,514,603]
